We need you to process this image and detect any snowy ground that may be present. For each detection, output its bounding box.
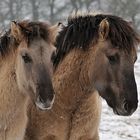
[100,54,140,140]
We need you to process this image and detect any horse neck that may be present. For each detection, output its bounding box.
[53,48,96,112]
[0,54,28,116]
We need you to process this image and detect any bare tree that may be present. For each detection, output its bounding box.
[39,0,69,23]
[0,0,139,31]
[97,0,101,10]
[0,0,24,27]
[107,0,140,29]
[69,0,100,11]
[29,0,39,20]
[48,0,56,23]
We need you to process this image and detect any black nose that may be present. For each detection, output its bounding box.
[36,93,55,110]
[36,84,55,110]
[37,83,55,102]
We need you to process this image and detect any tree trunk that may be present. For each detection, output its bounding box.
[30,0,39,20]
[49,0,55,23]
[9,0,14,20]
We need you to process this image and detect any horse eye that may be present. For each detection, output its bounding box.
[108,55,118,65]
[51,51,56,62]
[22,53,32,63]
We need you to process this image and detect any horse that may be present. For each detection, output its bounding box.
[25,13,140,140]
[0,20,61,140]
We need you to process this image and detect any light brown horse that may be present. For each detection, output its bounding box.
[0,20,61,140]
[25,13,140,140]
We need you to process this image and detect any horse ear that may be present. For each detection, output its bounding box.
[49,22,63,44]
[10,21,23,42]
[99,18,109,41]
[127,21,133,27]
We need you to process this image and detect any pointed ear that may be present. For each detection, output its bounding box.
[99,18,109,41]
[49,22,63,44]
[10,21,23,42]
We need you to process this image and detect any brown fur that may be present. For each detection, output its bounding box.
[0,21,60,140]
[25,47,102,140]
[0,53,29,140]
[25,13,140,140]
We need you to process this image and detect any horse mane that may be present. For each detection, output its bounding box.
[54,13,140,67]
[0,21,49,57]
[16,20,49,43]
[0,30,17,57]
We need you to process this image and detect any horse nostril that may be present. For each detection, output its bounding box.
[123,102,129,112]
[39,96,45,104]
[36,95,55,111]
[123,100,137,113]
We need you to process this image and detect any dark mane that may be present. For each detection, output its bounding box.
[0,30,17,57]
[54,13,140,67]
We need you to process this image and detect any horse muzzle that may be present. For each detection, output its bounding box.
[113,100,138,116]
[35,93,55,110]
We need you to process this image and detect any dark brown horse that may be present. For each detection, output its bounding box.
[0,20,61,140]
[25,13,140,140]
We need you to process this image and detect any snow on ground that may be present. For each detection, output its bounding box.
[100,53,140,140]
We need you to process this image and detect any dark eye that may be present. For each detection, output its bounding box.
[51,51,56,62]
[108,55,119,65]
[22,53,32,63]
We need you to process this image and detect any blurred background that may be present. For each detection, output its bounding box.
[0,0,140,30]
[0,0,139,139]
